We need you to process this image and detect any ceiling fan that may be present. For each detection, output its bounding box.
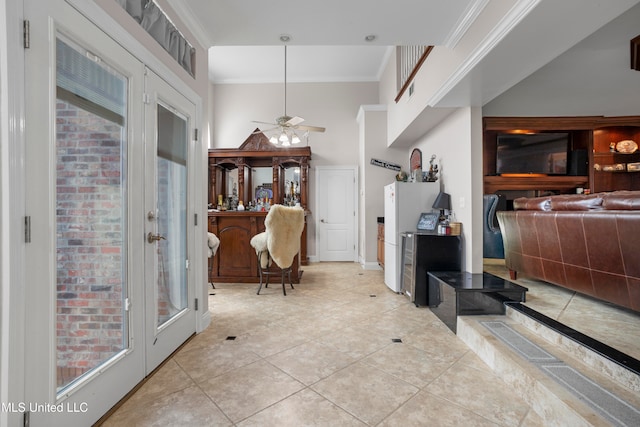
[252,45,325,146]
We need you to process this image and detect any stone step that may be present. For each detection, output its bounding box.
[457,307,640,427]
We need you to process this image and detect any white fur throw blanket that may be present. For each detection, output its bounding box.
[250,232,270,268]
[207,232,220,258]
[264,205,305,268]
[250,205,304,269]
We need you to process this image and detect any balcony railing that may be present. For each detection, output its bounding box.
[395,45,433,103]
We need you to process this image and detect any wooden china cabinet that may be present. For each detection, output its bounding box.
[207,130,311,283]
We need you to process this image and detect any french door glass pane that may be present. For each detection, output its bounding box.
[55,36,128,392]
[156,104,188,328]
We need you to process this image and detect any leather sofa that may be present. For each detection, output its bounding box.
[497,191,640,313]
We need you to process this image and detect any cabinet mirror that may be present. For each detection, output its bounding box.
[208,130,311,209]
[251,167,272,201]
[225,168,238,198]
[284,166,301,205]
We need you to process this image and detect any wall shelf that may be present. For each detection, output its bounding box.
[484,175,589,194]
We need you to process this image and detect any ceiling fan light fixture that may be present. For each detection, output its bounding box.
[278,131,289,144]
[251,44,325,146]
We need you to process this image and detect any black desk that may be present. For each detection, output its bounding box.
[427,271,528,333]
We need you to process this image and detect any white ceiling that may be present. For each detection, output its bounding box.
[170,0,480,84]
[170,0,640,124]
[206,45,393,84]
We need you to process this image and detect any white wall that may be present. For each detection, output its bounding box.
[357,106,408,268]
[410,107,484,273]
[382,0,518,146]
[211,81,379,257]
[483,2,640,117]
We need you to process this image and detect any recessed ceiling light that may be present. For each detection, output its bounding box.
[365,35,376,42]
[280,34,291,42]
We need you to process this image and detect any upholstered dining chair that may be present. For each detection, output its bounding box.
[207,232,220,289]
[250,205,305,295]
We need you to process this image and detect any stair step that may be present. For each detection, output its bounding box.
[458,308,640,426]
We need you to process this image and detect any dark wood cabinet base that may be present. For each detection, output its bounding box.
[208,211,305,284]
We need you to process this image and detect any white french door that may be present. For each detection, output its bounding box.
[24,1,196,424]
[143,69,196,373]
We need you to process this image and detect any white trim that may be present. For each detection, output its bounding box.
[1,1,27,425]
[428,0,541,106]
[359,260,383,271]
[357,104,387,124]
[314,165,359,263]
[444,0,490,49]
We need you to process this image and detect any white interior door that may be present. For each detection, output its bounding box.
[24,2,145,425]
[316,166,357,261]
[143,70,196,373]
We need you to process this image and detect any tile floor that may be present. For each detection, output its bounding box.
[101,261,639,426]
[484,259,640,361]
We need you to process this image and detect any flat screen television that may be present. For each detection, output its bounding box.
[496,132,570,175]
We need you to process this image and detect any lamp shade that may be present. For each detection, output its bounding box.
[432,191,451,210]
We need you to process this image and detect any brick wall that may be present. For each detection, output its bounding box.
[56,100,126,388]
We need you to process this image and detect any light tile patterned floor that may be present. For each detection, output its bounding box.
[484,259,640,361]
[102,262,546,426]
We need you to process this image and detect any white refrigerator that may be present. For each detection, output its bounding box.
[384,181,440,292]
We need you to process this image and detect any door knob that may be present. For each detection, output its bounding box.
[320,219,325,223]
[147,232,166,243]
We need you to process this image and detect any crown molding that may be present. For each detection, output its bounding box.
[429,0,542,106]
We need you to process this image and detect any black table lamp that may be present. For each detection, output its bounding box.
[432,191,451,223]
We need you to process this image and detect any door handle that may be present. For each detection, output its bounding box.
[147,232,166,243]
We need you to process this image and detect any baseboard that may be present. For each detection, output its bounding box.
[360,260,382,270]
[197,309,211,333]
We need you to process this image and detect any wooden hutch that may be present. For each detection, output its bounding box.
[208,130,311,283]
[483,116,640,196]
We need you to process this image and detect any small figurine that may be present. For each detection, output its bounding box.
[425,155,439,182]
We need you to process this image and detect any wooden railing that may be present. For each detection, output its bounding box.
[395,45,433,102]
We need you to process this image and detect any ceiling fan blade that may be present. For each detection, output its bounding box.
[252,120,278,126]
[295,124,326,133]
[285,116,305,126]
[252,126,279,134]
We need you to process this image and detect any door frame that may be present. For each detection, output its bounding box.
[1,1,28,426]
[23,2,148,425]
[63,0,208,333]
[14,0,207,425]
[314,165,359,262]
[143,68,198,373]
